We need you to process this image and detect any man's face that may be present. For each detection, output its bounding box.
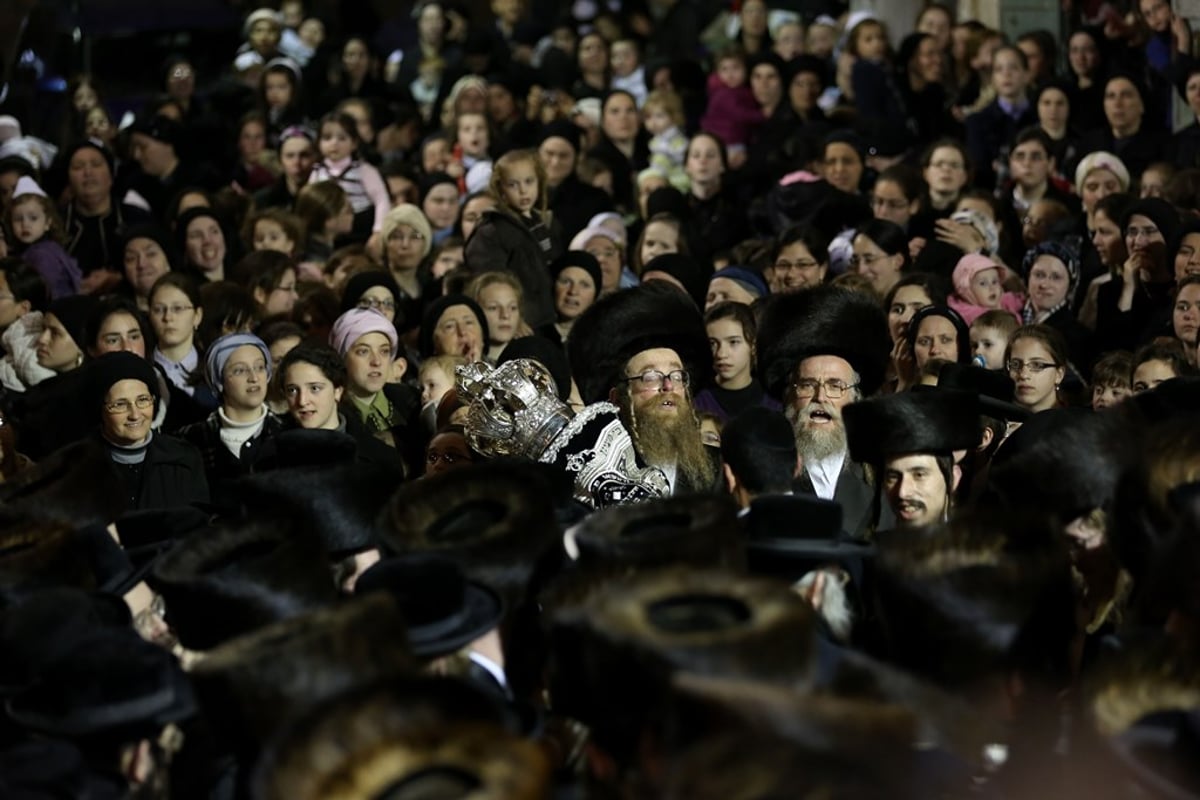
[883,453,950,527]
[623,347,688,424]
[785,355,857,461]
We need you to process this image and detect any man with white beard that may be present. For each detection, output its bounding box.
[756,286,893,539]
[568,282,720,495]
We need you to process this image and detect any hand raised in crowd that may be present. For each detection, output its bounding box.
[79,268,124,295]
[1172,12,1192,54]
[934,218,985,254]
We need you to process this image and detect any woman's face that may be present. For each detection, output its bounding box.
[285,362,343,429]
[640,220,680,266]
[264,71,293,109]
[1187,73,1200,117]
[94,312,146,358]
[268,335,301,371]
[1173,283,1200,346]
[423,183,460,230]
[1037,88,1070,131]
[345,332,394,396]
[280,137,315,183]
[85,107,114,142]
[222,344,268,412]
[386,224,426,271]
[1176,232,1200,280]
[73,82,99,112]
[1091,210,1127,268]
[887,285,932,342]
[123,238,171,298]
[149,285,201,349]
[555,266,598,321]
[1027,255,1071,312]
[914,37,943,85]
[584,236,623,293]
[602,93,639,143]
[1068,32,1098,79]
[35,312,82,372]
[917,7,952,51]
[185,217,225,273]
[425,431,473,476]
[460,195,496,240]
[991,48,1028,99]
[357,285,397,323]
[871,178,917,227]
[432,247,463,280]
[1125,213,1167,272]
[852,234,903,296]
[750,64,783,109]
[239,121,266,162]
[1080,168,1122,216]
[740,0,768,35]
[478,282,521,345]
[1008,336,1063,411]
[685,135,724,186]
[912,315,959,369]
[578,34,608,73]
[789,71,823,113]
[261,268,298,316]
[342,39,369,79]
[101,379,154,446]
[432,304,484,360]
[822,142,863,194]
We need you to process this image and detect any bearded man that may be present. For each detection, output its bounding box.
[756,286,893,539]
[569,283,720,496]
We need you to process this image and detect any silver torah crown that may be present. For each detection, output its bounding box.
[455,360,668,508]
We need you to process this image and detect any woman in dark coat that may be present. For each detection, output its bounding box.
[87,351,209,511]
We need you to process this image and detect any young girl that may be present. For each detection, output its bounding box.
[295,179,354,276]
[693,301,781,423]
[244,207,304,256]
[148,272,219,428]
[233,111,277,194]
[448,111,493,194]
[643,89,688,189]
[947,253,1024,325]
[1005,323,1067,413]
[7,177,82,299]
[699,47,763,170]
[309,111,391,240]
[238,249,299,318]
[463,149,563,329]
[466,272,527,362]
[259,58,305,146]
[632,213,685,276]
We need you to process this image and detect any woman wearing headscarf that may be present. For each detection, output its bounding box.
[177,333,285,501]
[1095,197,1180,353]
[1022,240,1094,376]
[88,351,209,511]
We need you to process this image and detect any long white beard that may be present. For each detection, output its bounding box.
[786,400,848,463]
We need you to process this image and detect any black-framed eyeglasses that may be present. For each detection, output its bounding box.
[1006,359,1059,375]
[622,369,689,390]
[790,378,858,399]
[105,395,154,413]
[358,297,396,311]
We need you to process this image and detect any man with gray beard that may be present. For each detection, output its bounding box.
[757,286,894,539]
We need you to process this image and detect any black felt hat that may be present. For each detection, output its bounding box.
[567,282,709,404]
[740,494,875,585]
[356,553,503,659]
[756,285,892,401]
[933,362,1030,422]
[844,389,981,466]
[148,519,339,651]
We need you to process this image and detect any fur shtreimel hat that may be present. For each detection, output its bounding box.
[189,593,413,757]
[377,462,561,609]
[567,282,709,405]
[148,519,338,651]
[0,439,128,529]
[844,389,981,466]
[255,679,547,800]
[567,494,744,574]
[755,285,891,401]
[549,568,815,762]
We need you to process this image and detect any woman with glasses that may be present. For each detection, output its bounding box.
[147,272,218,430]
[238,249,299,319]
[88,350,209,510]
[340,270,403,326]
[178,332,284,501]
[870,165,926,238]
[1005,324,1068,413]
[380,203,432,317]
[851,219,911,300]
[765,224,828,295]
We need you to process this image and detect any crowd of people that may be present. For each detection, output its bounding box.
[0,0,1199,796]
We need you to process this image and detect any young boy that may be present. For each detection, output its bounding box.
[610,38,647,107]
[1090,350,1133,410]
[643,89,688,189]
[969,309,1019,370]
[419,354,467,410]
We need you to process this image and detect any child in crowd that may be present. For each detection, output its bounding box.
[1090,350,1133,410]
[419,354,466,410]
[700,46,763,170]
[969,309,1020,370]
[643,89,689,190]
[693,301,780,423]
[610,38,647,107]
[6,177,82,299]
[309,111,391,238]
[949,253,1024,326]
[1021,198,1071,249]
[466,272,527,362]
[448,111,493,195]
[245,207,304,257]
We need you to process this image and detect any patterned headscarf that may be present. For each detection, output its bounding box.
[1021,240,1080,323]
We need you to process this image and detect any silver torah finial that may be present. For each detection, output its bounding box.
[455,360,668,508]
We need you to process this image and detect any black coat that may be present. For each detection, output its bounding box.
[104,434,210,512]
[548,174,614,244]
[965,100,1037,191]
[177,410,287,507]
[794,459,895,541]
[464,209,563,329]
[1071,125,1173,186]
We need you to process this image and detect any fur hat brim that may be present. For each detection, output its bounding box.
[844,389,981,465]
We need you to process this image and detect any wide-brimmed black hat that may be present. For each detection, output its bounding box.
[5,625,195,740]
[254,678,547,800]
[567,494,745,573]
[933,362,1030,422]
[844,388,981,466]
[356,554,503,659]
[148,519,339,651]
[741,494,875,584]
[756,285,892,401]
[189,592,413,757]
[567,282,709,404]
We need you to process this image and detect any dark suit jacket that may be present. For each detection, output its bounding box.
[794,459,893,540]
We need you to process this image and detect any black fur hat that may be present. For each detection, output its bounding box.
[189,593,413,757]
[755,285,892,401]
[568,494,745,574]
[567,282,709,404]
[844,389,981,466]
[254,679,547,800]
[0,439,128,530]
[549,568,816,763]
[148,519,339,651]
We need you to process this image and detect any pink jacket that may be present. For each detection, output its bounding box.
[700,75,764,148]
[948,253,1023,325]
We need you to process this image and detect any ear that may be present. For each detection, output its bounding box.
[333,385,344,403]
[608,386,619,405]
[192,305,204,329]
[392,356,408,381]
[14,299,30,316]
[253,286,267,307]
[951,463,962,492]
[978,425,994,452]
[722,462,737,494]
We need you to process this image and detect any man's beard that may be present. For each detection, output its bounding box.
[786,399,848,464]
[622,390,716,491]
